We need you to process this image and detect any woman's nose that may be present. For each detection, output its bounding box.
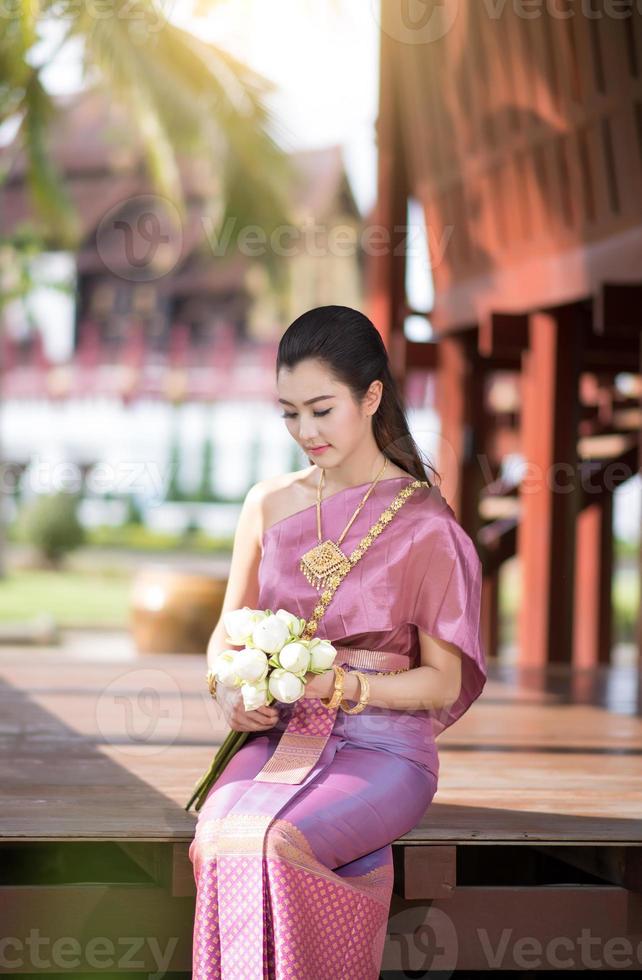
[298,418,320,441]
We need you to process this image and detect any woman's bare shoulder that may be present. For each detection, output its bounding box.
[254,466,319,534]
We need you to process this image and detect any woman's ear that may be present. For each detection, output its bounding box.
[364,379,383,416]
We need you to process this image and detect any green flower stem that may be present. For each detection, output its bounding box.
[215,730,249,772]
[184,660,334,811]
[184,729,250,812]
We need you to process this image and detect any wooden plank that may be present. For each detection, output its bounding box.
[403,844,456,900]
[1,651,642,844]
[0,870,636,976]
[172,842,196,898]
[0,884,195,973]
[535,844,642,892]
[384,885,632,972]
[116,841,165,884]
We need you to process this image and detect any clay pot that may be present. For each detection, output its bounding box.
[130,565,226,654]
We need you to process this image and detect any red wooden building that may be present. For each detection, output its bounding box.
[369,0,642,671]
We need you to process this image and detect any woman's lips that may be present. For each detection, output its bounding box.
[308,445,330,454]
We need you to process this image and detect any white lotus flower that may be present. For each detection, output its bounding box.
[223,607,266,645]
[278,641,310,675]
[308,639,337,671]
[234,647,269,684]
[251,614,291,654]
[212,650,241,687]
[274,609,306,637]
[241,679,269,711]
[268,668,305,703]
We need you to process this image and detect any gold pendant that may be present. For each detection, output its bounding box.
[299,539,352,591]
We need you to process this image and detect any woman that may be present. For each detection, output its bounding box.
[188,305,487,979]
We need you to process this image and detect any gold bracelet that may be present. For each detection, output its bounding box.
[340,669,370,714]
[320,664,346,709]
[206,669,217,699]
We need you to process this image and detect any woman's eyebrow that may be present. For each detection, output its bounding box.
[277,395,335,406]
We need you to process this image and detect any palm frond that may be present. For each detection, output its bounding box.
[19,71,80,246]
[0,13,33,124]
[2,0,301,288]
[68,7,295,285]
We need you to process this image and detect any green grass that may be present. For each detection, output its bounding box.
[0,567,133,628]
[86,524,233,552]
[613,564,640,641]
[9,520,234,553]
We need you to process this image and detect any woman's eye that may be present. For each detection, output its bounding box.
[280,409,332,419]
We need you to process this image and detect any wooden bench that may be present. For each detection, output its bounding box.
[1,649,641,974]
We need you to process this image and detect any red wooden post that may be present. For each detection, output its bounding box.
[518,306,583,667]
[365,18,407,361]
[574,493,614,668]
[435,330,486,537]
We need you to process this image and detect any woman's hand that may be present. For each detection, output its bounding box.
[301,668,336,700]
[217,685,280,733]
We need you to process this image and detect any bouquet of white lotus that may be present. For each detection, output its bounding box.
[185,607,337,812]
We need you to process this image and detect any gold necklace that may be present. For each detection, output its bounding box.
[299,456,389,590]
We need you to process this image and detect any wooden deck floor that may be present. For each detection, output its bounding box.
[1,647,641,844]
[1,645,641,975]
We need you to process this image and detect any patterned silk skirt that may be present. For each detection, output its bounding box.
[188,650,439,980]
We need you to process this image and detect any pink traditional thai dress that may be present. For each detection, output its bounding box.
[189,475,487,979]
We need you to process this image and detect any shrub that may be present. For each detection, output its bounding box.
[125,494,144,525]
[21,492,85,566]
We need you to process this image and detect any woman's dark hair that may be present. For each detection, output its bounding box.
[276,305,440,486]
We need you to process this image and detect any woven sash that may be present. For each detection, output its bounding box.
[252,648,409,784]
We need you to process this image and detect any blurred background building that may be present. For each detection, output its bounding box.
[1,86,371,523]
[0,0,638,668]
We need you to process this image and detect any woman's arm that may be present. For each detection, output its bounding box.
[206,483,279,731]
[206,483,263,671]
[305,631,463,712]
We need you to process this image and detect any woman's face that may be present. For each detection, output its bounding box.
[276,359,381,467]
